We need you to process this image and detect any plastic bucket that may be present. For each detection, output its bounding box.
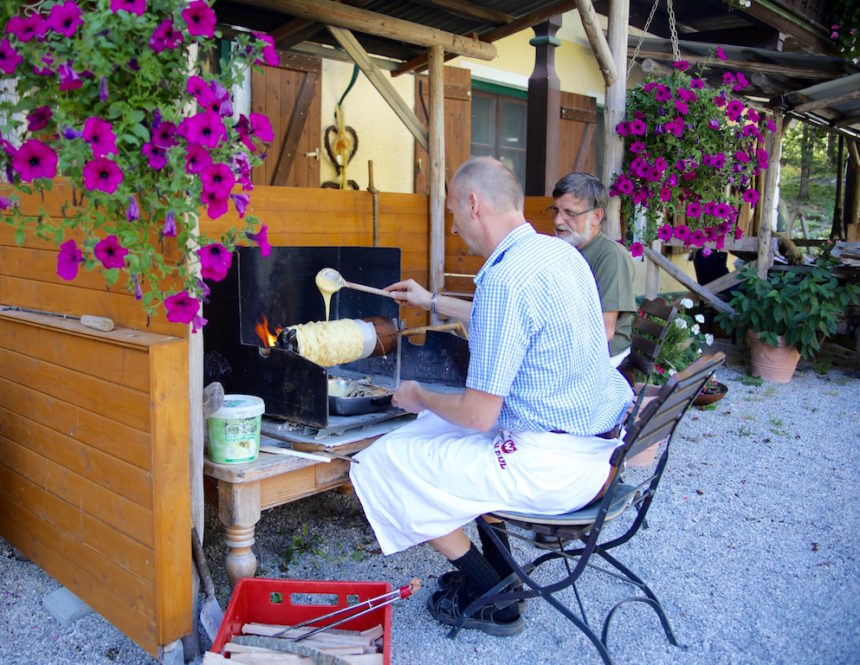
[206,395,265,464]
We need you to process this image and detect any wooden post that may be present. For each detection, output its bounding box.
[575,0,617,86]
[601,0,629,241]
[757,109,784,278]
[645,239,660,299]
[848,140,860,231]
[525,16,562,196]
[428,44,445,324]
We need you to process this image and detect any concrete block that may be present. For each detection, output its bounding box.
[42,586,93,626]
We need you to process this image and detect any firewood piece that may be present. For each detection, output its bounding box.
[243,623,374,646]
[339,654,384,665]
[230,653,317,665]
[203,653,233,665]
[232,636,352,665]
[358,625,384,641]
[224,642,283,655]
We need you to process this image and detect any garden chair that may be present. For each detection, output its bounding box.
[625,296,678,424]
[448,352,726,665]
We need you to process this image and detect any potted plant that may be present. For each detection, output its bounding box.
[715,254,860,383]
[0,0,279,330]
[609,53,778,257]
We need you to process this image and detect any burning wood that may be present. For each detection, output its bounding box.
[255,315,282,348]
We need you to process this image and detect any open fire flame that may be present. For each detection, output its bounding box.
[255,315,282,348]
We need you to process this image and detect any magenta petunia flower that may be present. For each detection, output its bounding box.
[198,243,232,281]
[127,195,139,222]
[655,85,671,103]
[165,290,201,325]
[629,119,647,136]
[232,193,251,219]
[201,162,235,197]
[630,242,643,258]
[708,119,720,130]
[686,201,702,218]
[82,117,118,157]
[746,108,760,123]
[6,14,46,42]
[713,94,727,109]
[56,239,83,281]
[615,121,630,137]
[27,106,52,132]
[149,19,184,53]
[201,189,230,219]
[743,189,760,206]
[733,72,749,91]
[673,225,690,241]
[726,100,745,122]
[142,142,167,170]
[162,210,177,237]
[0,196,11,210]
[659,187,672,203]
[83,157,124,193]
[186,75,212,104]
[233,152,253,190]
[734,150,751,164]
[185,144,212,174]
[734,227,744,240]
[12,139,58,182]
[246,224,270,256]
[629,141,646,154]
[182,0,217,38]
[249,113,274,143]
[254,32,279,66]
[110,0,146,16]
[672,60,690,71]
[47,1,83,37]
[151,121,177,149]
[94,235,129,269]
[674,100,689,115]
[657,224,673,241]
[180,111,226,149]
[690,230,706,247]
[716,46,726,61]
[57,61,82,91]
[0,38,22,74]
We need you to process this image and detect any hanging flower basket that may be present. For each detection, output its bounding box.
[0,0,280,330]
[610,53,778,257]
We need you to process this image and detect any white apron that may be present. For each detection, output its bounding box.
[349,411,619,555]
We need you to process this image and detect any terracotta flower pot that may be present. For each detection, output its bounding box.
[693,381,728,406]
[746,331,800,384]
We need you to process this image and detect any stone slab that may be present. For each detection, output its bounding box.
[42,587,93,627]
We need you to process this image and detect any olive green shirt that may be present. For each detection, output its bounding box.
[578,231,637,357]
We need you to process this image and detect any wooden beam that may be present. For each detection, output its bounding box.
[327,26,429,152]
[757,110,785,277]
[393,0,576,76]
[286,41,401,71]
[428,44,445,324]
[630,47,837,79]
[246,0,496,60]
[574,0,616,87]
[792,87,860,114]
[642,247,735,315]
[271,17,320,48]
[411,0,514,24]
[601,0,627,242]
[701,263,755,295]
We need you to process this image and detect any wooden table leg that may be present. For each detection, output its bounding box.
[217,481,261,587]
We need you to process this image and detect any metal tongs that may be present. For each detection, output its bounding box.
[272,578,420,642]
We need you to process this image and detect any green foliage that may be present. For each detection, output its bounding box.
[828,0,859,61]
[715,253,860,360]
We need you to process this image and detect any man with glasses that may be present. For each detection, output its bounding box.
[550,172,636,383]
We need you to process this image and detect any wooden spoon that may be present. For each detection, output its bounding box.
[315,267,395,298]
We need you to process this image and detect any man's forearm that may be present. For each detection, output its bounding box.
[433,293,472,327]
[393,383,502,431]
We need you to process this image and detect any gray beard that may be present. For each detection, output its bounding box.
[557,228,592,248]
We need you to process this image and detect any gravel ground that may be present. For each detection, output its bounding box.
[2,355,859,664]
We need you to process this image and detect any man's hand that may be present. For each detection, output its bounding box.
[385,279,432,310]
[391,380,426,414]
[393,382,503,431]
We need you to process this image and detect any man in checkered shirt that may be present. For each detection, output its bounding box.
[351,157,632,636]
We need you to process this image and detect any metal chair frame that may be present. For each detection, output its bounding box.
[626,297,679,424]
[446,353,726,665]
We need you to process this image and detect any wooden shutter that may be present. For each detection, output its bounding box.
[251,52,322,188]
[414,66,472,194]
[558,92,598,179]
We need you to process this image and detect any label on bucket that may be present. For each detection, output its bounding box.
[207,394,264,464]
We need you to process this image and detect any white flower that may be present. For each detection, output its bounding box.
[695,314,705,323]
[692,324,700,335]
[705,333,714,345]
[668,368,677,375]
[674,317,688,329]
[680,298,694,309]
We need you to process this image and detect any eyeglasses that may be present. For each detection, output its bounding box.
[546,205,596,222]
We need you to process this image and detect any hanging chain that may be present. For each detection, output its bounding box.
[627,0,663,77]
[667,0,681,63]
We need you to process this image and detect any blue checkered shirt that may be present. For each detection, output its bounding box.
[467,224,632,435]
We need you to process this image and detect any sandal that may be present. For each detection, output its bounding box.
[427,583,524,637]
[437,570,527,612]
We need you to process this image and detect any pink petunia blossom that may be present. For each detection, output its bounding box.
[191,314,208,334]
[201,162,236,197]
[82,117,118,157]
[162,210,177,237]
[673,225,690,241]
[743,189,760,206]
[615,121,630,137]
[185,144,212,174]
[165,291,201,325]
[27,106,52,132]
[231,193,251,219]
[716,46,727,61]
[198,243,232,281]
[12,139,58,181]
[674,100,689,115]
[629,119,647,136]
[672,60,690,71]
[201,189,230,219]
[149,19,184,53]
[151,121,177,149]
[56,239,83,281]
[630,242,644,258]
[726,100,745,122]
[659,187,672,203]
[686,201,703,218]
[47,1,83,37]
[733,72,749,91]
[57,61,82,91]
[182,0,217,38]
[734,227,744,240]
[142,142,167,170]
[254,32,279,67]
[180,111,226,149]
[655,85,671,103]
[110,0,146,16]
[0,38,22,74]
[657,224,673,241]
[246,224,271,256]
[127,195,140,222]
[5,14,46,42]
[94,235,129,269]
[689,230,706,247]
[82,157,124,193]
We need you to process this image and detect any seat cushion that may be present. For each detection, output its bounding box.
[490,483,638,527]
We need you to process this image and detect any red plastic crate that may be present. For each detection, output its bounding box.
[210,578,393,664]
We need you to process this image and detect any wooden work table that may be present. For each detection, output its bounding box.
[203,429,388,587]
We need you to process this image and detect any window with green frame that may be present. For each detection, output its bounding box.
[470,80,528,185]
